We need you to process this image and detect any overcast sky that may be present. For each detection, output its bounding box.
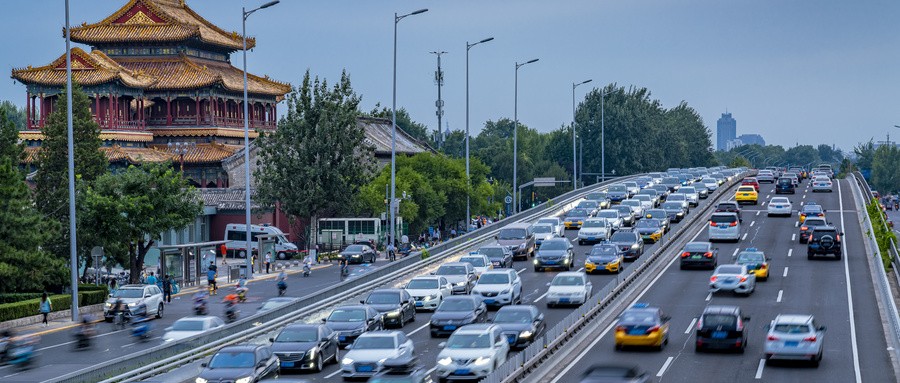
[1,0,897,151]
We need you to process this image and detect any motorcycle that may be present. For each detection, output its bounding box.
[224,303,239,323]
[131,318,152,341]
[8,336,37,369]
[193,293,209,316]
[277,281,287,296]
[74,330,92,350]
[302,264,311,277]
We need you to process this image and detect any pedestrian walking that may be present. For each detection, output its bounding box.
[146,272,157,286]
[39,293,51,326]
[265,251,272,274]
[162,275,172,303]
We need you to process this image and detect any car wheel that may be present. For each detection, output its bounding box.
[836,252,842,260]
[277,252,287,260]
[534,266,541,272]
[409,310,416,323]
[314,353,324,372]
[808,252,814,260]
[156,303,164,319]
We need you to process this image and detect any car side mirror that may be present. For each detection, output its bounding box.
[546,282,551,287]
[662,315,671,321]
[144,294,151,298]
[321,318,327,323]
[257,361,267,369]
[840,232,844,236]
[359,300,366,304]
[345,344,352,349]
[269,337,275,343]
[743,316,751,322]
[165,326,173,332]
[487,315,494,322]
[201,362,208,368]
[818,326,827,331]
[438,342,447,348]
[494,235,498,240]
[430,272,436,275]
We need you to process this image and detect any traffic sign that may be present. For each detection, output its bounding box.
[505,196,513,204]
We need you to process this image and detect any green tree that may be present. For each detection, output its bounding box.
[0,101,26,131]
[368,105,433,146]
[440,130,466,159]
[854,139,876,172]
[783,145,820,167]
[33,84,108,262]
[256,71,373,247]
[872,145,900,194]
[817,144,842,164]
[0,107,24,164]
[83,163,201,284]
[729,156,751,168]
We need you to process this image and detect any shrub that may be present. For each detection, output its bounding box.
[0,293,44,304]
[0,288,110,322]
[420,249,430,260]
[867,200,897,269]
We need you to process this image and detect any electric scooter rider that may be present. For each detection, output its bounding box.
[131,304,151,341]
[111,297,127,327]
[192,291,209,315]
[75,315,95,349]
[223,294,239,322]
[235,276,248,302]
[302,253,313,277]
[276,270,287,296]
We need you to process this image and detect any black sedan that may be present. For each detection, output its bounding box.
[661,201,687,223]
[679,241,718,270]
[695,305,749,353]
[579,364,651,383]
[198,344,279,383]
[429,296,487,337]
[269,324,339,372]
[321,305,383,348]
[360,288,416,328]
[479,245,514,268]
[608,230,644,261]
[490,305,545,349]
[339,244,377,264]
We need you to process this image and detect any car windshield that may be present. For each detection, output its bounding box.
[636,220,659,229]
[583,220,607,228]
[778,178,792,184]
[407,279,439,289]
[668,194,685,201]
[590,246,618,256]
[275,328,318,342]
[366,292,400,304]
[551,275,584,286]
[494,310,534,324]
[537,218,558,226]
[479,248,504,258]
[541,240,568,250]
[585,367,638,378]
[328,308,366,322]
[662,202,682,210]
[770,198,790,204]
[478,273,510,284]
[614,206,632,214]
[812,230,837,239]
[716,265,744,275]
[773,324,812,334]
[498,228,526,240]
[803,219,827,227]
[738,187,755,192]
[445,333,491,349]
[578,201,598,208]
[803,206,823,213]
[597,211,618,218]
[586,193,607,200]
[344,245,365,252]
[663,177,679,184]
[435,265,468,275]
[737,252,765,263]
[681,187,696,193]
[208,351,255,369]
[702,314,736,328]
[460,257,486,267]
[610,232,635,242]
[353,336,396,349]
[619,310,657,325]
[634,195,651,201]
[646,210,665,217]
[172,319,206,331]
[609,185,627,192]
[438,299,474,311]
[711,214,737,223]
[567,209,588,217]
[717,203,737,210]
[683,243,709,252]
[532,225,553,234]
[112,289,144,299]
[622,200,640,207]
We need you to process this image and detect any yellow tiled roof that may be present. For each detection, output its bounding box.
[11,47,157,88]
[20,129,155,143]
[23,145,174,164]
[68,0,253,51]
[152,142,239,164]
[148,127,259,139]
[115,55,291,97]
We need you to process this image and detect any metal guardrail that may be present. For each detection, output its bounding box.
[53,176,642,383]
[482,172,749,383]
[850,172,900,368]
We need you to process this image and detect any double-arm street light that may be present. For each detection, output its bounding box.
[242,0,279,277]
[64,0,79,320]
[513,58,539,215]
[466,37,494,229]
[390,8,428,249]
[600,89,613,182]
[572,79,592,190]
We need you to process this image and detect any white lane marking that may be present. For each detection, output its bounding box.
[783,267,789,277]
[516,268,525,274]
[705,292,712,301]
[755,358,766,379]
[800,201,805,206]
[776,290,783,302]
[761,201,767,206]
[756,211,760,216]
[795,221,799,228]
[750,221,755,227]
[791,234,796,241]
[408,322,430,336]
[549,223,708,383]
[838,181,863,383]
[577,267,584,272]
[426,367,437,376]
[788,249,793,257]
[732,248,739,257]
[803,194,807,199]
[324,367,343,379]
[742,233,748,241]
[534,292,548,302]
[685,318,697,334]
[121,336,161,348]
[36,328,129,351]
[656,356,675,377]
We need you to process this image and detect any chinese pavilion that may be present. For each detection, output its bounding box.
[12,0,291,188]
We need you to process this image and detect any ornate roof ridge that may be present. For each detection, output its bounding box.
[11,47,157,88]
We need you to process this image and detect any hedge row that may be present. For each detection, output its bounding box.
[866,200,898,269]
[0,294,44,304]
[0,288,110,323]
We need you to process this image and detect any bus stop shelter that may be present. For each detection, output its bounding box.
[156,240,228,288]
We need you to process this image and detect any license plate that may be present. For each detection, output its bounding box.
[339,336,346,341]
[443,325,457,331]
[357,365,374,372]
[559,298,569,303]
[628,329,645,335]
[587,237,595,240]
[724,278,735,283]
[785,341,799,347]
[719,226,728,229]
[775,205,782,208]
[742,194,749,196]
[692,255,702,259]
[712,331,727,339]
[493,262,500,266]
[280,361,294,368]
[415,302,423,307]
[454,369,471,375]
[544,261,557,265]
[484,299,496,304]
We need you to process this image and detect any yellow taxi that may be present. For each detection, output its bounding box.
[614,303,670,350]
[584,243,623,274]
[563,208,589,229]
[734,186,758,205]
[735,248,769,281]
[798,203,825,224]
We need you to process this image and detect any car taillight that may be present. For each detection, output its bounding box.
[616,326,627,332]
[767,335,779,341]
[704,252,713,258]
[709,221,716,227]
[803,336,817,342]
[710,276,718,282]
[729,222,737,227]
[739,276,748,282]
[647,325,660,334]
[681,252,690,258]
[759,264,767,269]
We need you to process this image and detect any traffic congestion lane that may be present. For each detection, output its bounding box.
[554,179,893,383]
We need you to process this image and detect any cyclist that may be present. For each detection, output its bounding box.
[206,262,218,295]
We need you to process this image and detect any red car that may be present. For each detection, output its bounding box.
[741,177,760,192]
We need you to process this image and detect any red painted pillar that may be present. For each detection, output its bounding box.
[107,95,113,128]
[39,94,45,128]
[25,93,31,129]
[195,97,200,126]
[93,94,100,125]
[166,97,172,125]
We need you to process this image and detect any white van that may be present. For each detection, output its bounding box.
[708,212,741,242]
[224,224,299,259]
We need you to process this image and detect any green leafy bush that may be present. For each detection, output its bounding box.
[0,288,110,322]
[0,293,44,304]
[866,201,897,269]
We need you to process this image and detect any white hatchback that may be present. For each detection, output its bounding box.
[436,324,510,380]
[545,272,592,307]
[471,269,522,307]
[767,197,793,217]
[459,254,493,277]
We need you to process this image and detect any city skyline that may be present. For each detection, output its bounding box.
[1,0,897,152]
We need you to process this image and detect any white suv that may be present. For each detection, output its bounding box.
[436,324,510,381]
[471,270,522,308]
[104,284,165,320]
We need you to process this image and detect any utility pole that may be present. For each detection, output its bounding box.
[431,51,447,149]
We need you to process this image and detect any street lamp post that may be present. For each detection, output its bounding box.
[513,58,539,215]
[466,37,493,231]
[168,141,196,173]
[242,0,279,277]
[391,8,428,250]
[64,0,79,321]
[572,79,592,190]
[600,89,612,182]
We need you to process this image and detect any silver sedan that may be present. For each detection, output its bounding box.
[709,264,756,295]
[766,197,793,217]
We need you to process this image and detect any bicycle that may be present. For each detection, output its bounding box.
[207,279,217,295]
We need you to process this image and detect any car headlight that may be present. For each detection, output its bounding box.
[105,303,112,308]
[386,309,401,317]
[519,243,526,249]
[454,281,467,287]
[128,302,137,307]
[307,347,318,358]
[631,244,639,249]
[235,378,252,383]
[424,293,439,301]
[474,356,492,366]
[533,259,539,265]
[350,328,365,335]
[342,357,354,365]
[378,358,388,365]
[500,289,511,295]
[438,357,453,366]
[195,378,208,383]
[520,330,533,338]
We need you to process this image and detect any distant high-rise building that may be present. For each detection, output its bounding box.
[717,112,737,151]
[737,134,765,146]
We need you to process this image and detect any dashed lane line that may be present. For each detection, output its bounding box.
[776,289,783,303]
[656,356,675,377]
[685,318,697,334]
[783,267,789,278]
